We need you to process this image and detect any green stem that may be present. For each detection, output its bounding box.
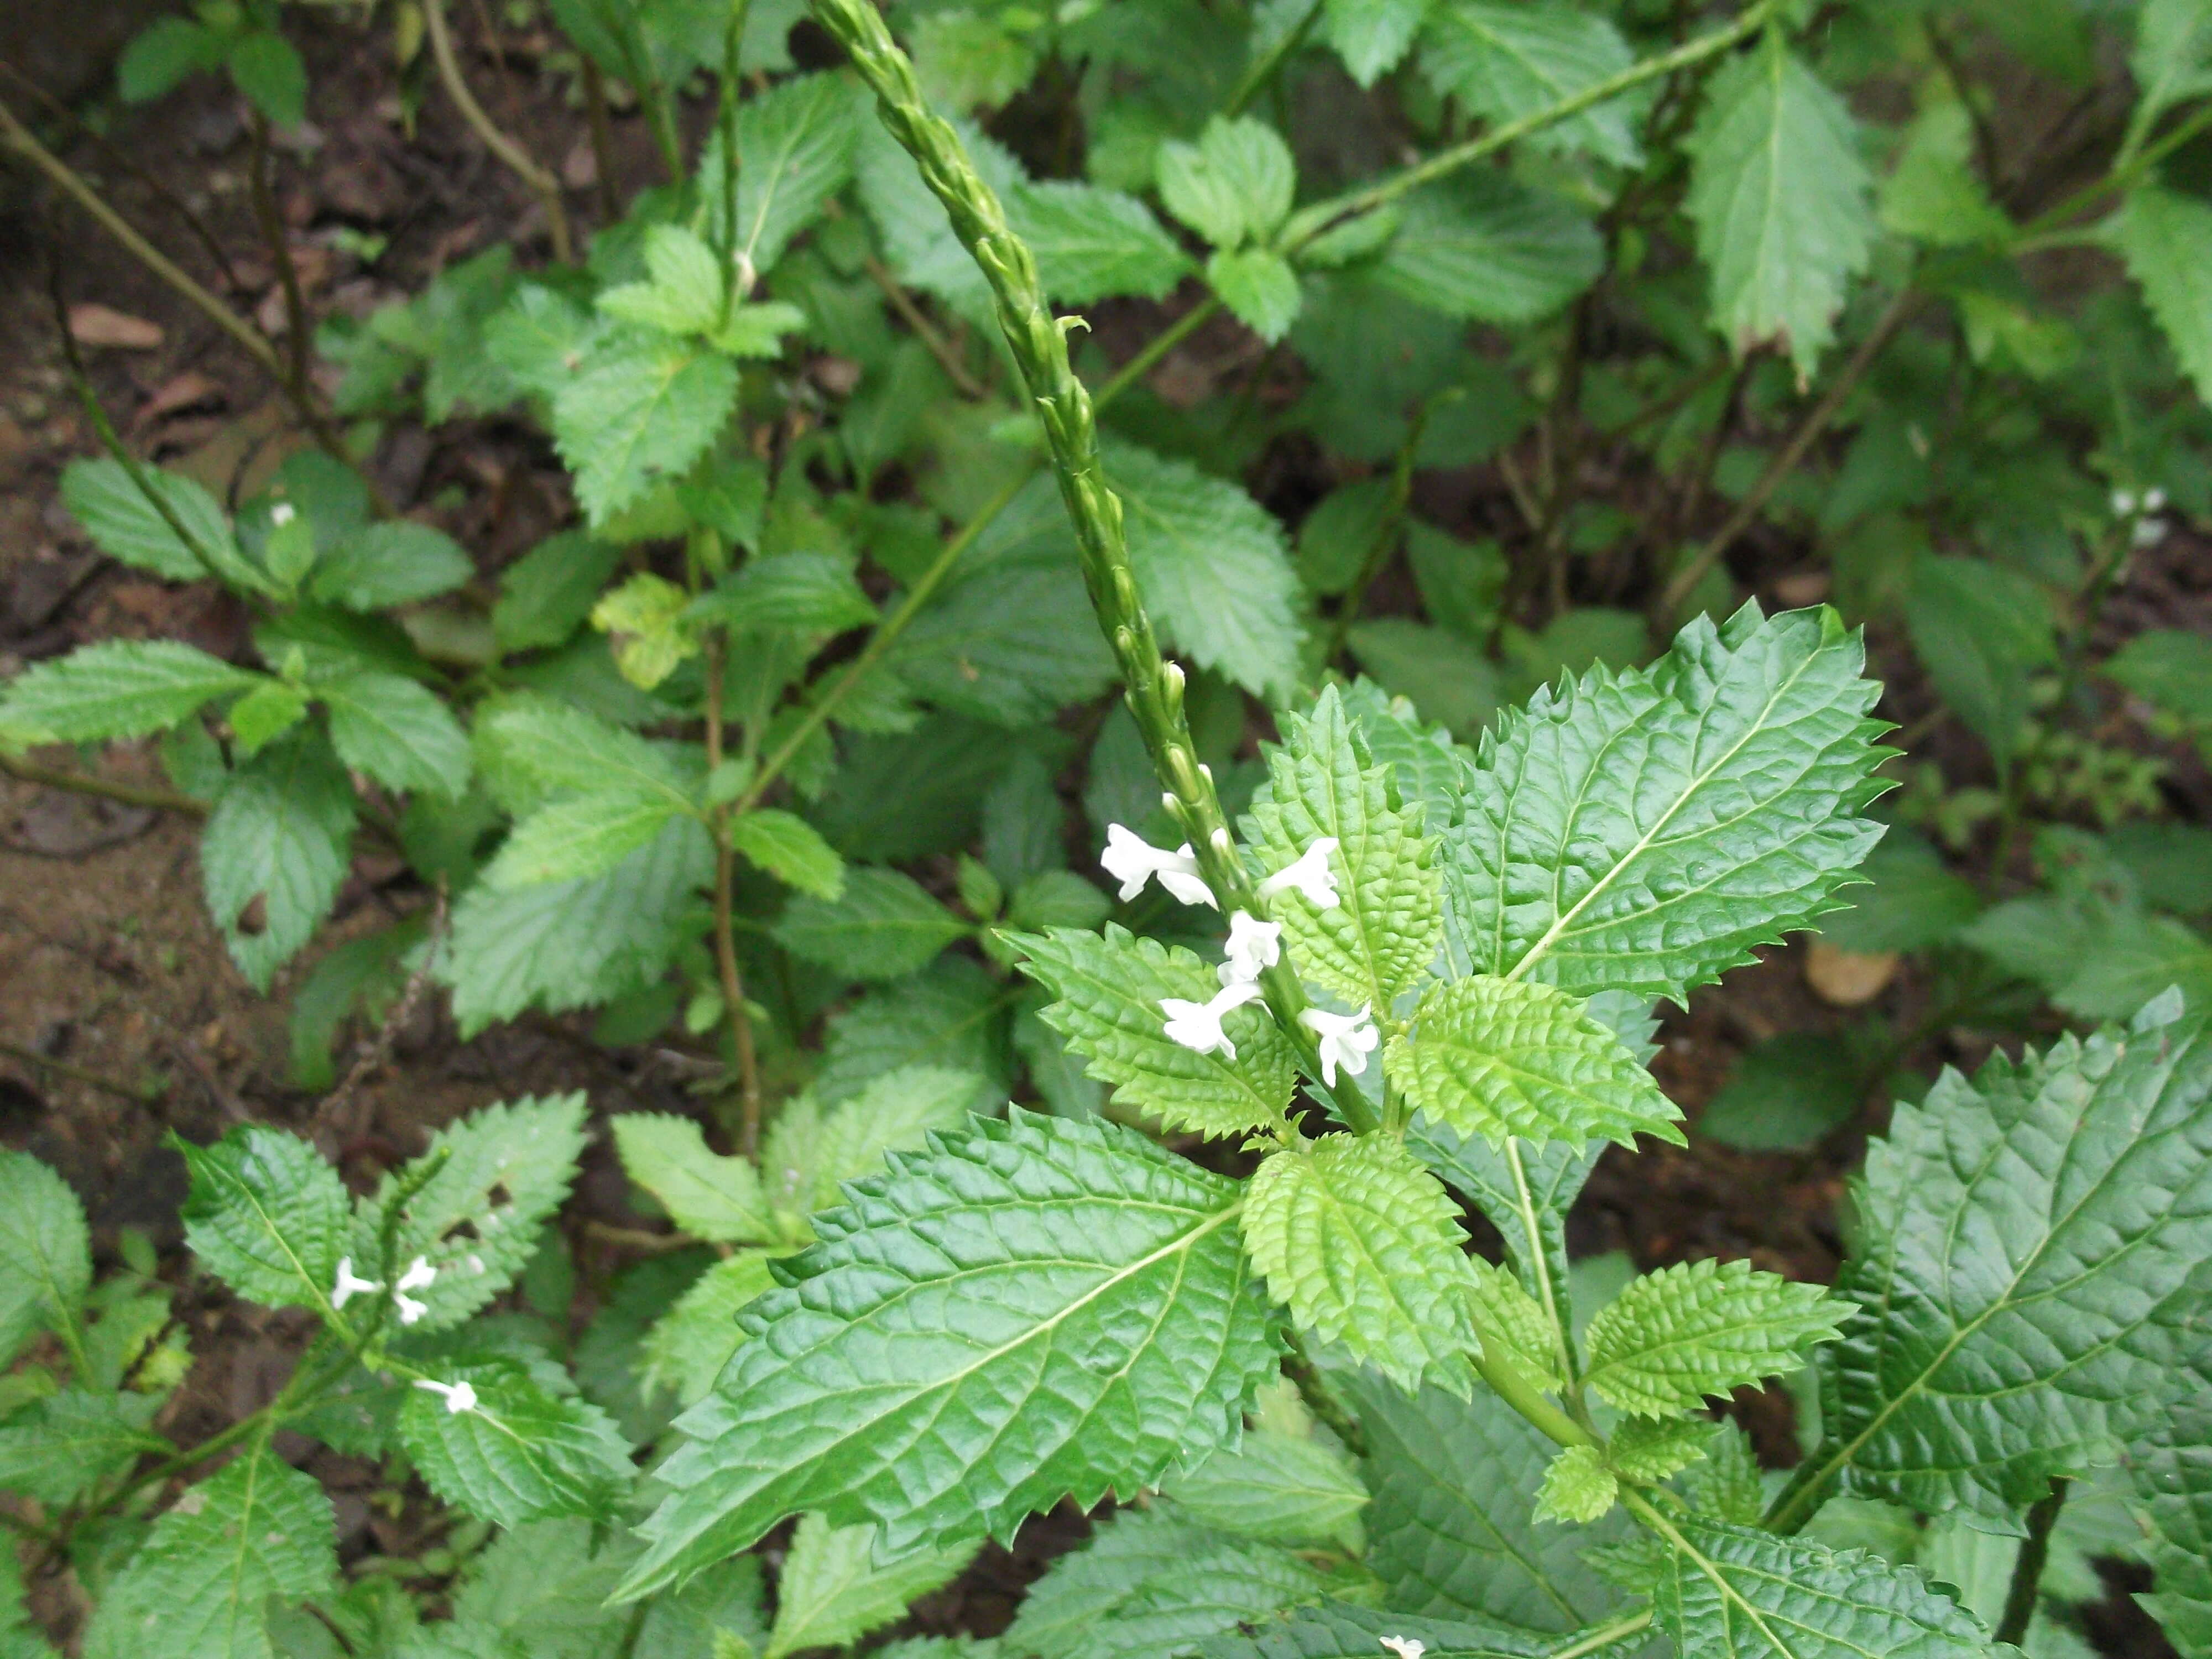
[1328,391,1447,660]
[1470,1330,1597,1451]
[1095,296,1222,409]
[1550,1611,1654,1659]
[717,0,753,286]
[1503,1138,1579,1386]
[1225,0,1320,118]
[1994,1479,2068,1646]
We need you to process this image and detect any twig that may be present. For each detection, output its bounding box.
[422,0,573,263]
[865,256,987,398]
[0,1036,163,1104]
[1225,0,1319,118]
[1095,295,1221,409]
[1670,351,1756,550]
[703,639,764,1159]
[0,752,208,818]
[247,112,316,425]
[580,59,622,223]
[1994,1479,2069,1645]
[1328,391,1449,659]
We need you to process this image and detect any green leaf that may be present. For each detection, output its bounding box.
[1441,602,1888,1006]
[613,1114,774,1243]
[2106,628,2212,723]
[1346,620,1501,738]
[1877,105,2011,248]
[1533,1445,1616,1524]
[1387,977,1682,1152]
[1581,1258,1838,1417]
[488,789,688,888]
[1421,2,1640,166]
[1339,677,1478,832]
[118,15,225,101]
[228,681,308,756]
[765,1517,970,1659]
[59,457,244,584]
[1162,1428,1370,1550]
[1156,117,1297,248]
[773,867,969,980]
[1904,556,2055,763]
[226,29,307,127]
[308,521,474,612]
[1812,1013,2212,1523]
[476,692,695,811]
[442,1517,634,1658]
[1109,440,1305,702]
[321,670,472,799]
[0,640,259,743]
[178,1125,350,1316]
[0,1388,164,1506]
[1698,1032,1863,1153]
[493,531,624,654]
[2133,0,2212,135]
[1323,0,1430,85]
[1243,685,1441,1011]
[618,1111,1279,1593]
[1244,1134,1475,1391]
[1650,1520,1989,1659]
[1465,1254,1564,1390]
[0,1152,91,1366]
[2132,1367,2212,1658]
[398,1359,634,1528]
[711,296,805,361]
[353,1094,589,1333]
[817,957,1013,1105]
[1376,175,1604,324]
[687,553,877,634]
[202,732,358,990]
[1208,247,1304,343]
[729,809,846,900]
[1199,1603,1599,1659]
[1011,924,1299,1140]
[81,1436,336,1659]
[555,327,740,526]
[1016,181,1192,304]
[801,1065,983,1213]
[1817,828,1981,955]
[1610,1416,1717,1484]
[600,225,728,336]
[640,1250,782,1406]
[1349,1373,1629,1626]
[915,8,1037,108]
[2115,185,2212,403]
[710,72,862,275]
[1684,36,1875,377]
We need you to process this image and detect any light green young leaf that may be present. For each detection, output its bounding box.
[1323,0,1431,86]
[805,1065,983,1212]
[2112,185,2212,405]
[1387,977,1682,1152]
[177,1124,351,1316]
[0,1389,164,1506]
[1011,925,1298,1140]
[1243,1134,1475,1392]
[1877,105,2011,248]
[1242,684,1441,1011]
[555,327,740,526]
[2132,0,2212,134]
[618,1112,1279,1594]
[2106,629,2212,723]
[728,809,846,901]
[1375,175,1604,324]
[1014,180,1191,304]
[227,681,307,757]
[487,789,688,888]
[1155,116,1297,248]
[1339,677,1477,832]
[765,1516,971,1659]
[308,521,474,611]
[1582,1258,1839,1417]
[201,732,358,989]
[398,1359,635,1528]
[1421,2,1640,166]
[1162,1427,1370,1550]
[81,1436,337,1659]
[1684,35,1876,377]
[599,225,728,336]
[1208,247,1303,345]
[1534,1445,1616,1524]
[1442,603,1888,1006]
[640,1250,781,1406]
[0,640,259,743]
[1610,1417,1714,1485]
[321,670,472,799]
[59,457,247,585]
[773,867,970,980]
[1812,1013,2212,1524]
[0,1152,91,1366]
[686,552,877,634]
[612,1114,774,1243]
[226,29,306,128]
[1465,1254,1562,1390]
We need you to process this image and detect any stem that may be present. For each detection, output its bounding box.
[423,0,573,263]
[807,0,1378,1135]
[1470,1329,1596,1450]
[2013,102,2212,246]
[580,59,623,222]
[0,1036,161,1104]
[1551,1613,1655,1659]
[0,752,209,818]
[1994,1479,2069,1646]
[705,639,764,1159]
[866,255,988,398]
[1328,392,1443,659]
[717,0,752,280]
[1225,0,1320,118]
[1503,1138,1579,1386]
[1095,296,1222,409]
[247,112,316,424]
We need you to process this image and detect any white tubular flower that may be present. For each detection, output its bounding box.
[1100,823,1217,909]
[1379,1640,1426,1659]
[395,1256,436,1293]
[2112,488,2140,517]
[1259,837,1340,910]
[413,1378,477,1414]
[270,502,298,526]
[395,1292,429,1326]
[1219,911,1282,987]
[1160,979,1267,1060]
[1300,1004,1379,1086]
[330,1257,382,1308]
[2146,487,2169,513]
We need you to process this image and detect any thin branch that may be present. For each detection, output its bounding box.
[423,0,574,262]
[580,59,623,222]
[866,256,988,398]
[1995,1479,2069,1645]
[247,112,316,424]
[703,639,764,1159]
[0,752,209,818]
[0,1036,163,1104]
[1095,295,1221,409]
[1225,0,1319,118]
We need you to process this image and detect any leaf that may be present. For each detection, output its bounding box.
[687,552,877,634]
[1346,620,1501,738]
[728,809,845,900]
[1440,602,1888,1007]
[178,1125,351,1316]
[1421,2,1640,166]
[1199,1602,1600,1659]
[1108,440,1305,702]
[353,1094,589,1333]
[773,867,969,980]
[321,670,472,799]
[617,1111,1279,1593]
[1244,1134,1475,1391]
[476,692,696,810]
[817,957,1013,1105]
[1207,247,1303,343]
[716,71,862,274]
[494,532,624,654]
[765,1517,969,1659]
[601,225,728,336]
[398,1359,635,1528]
[1581,1258,1839,1417]
[1155,117,1297,248]
[1698,1032,1864,1153]
[1812,1013,2212,1523]
[2113,186,2212,405]
[1817,828,1981,955]
[444,1516,634,1659]
[554,327,740,526]
[307,521,474,612]
[613,1114,774,1243]
[226,29,307,127]
[0,1388,164,1506]
[1162,1428,1370,1550]
[2132,1367,2212,1658]
[804,1065,983,1213]
[1242,685,1441,1010]
[118,15,225,102]
[1533,1445,1616,1524]
[1684,36,1876,377]
[0,1152,91,1366]
[2132,0,2212,134]
[1339,677,1478,832]
[81,1436,336,1659]
[1649,1520,1989,1659]
[640,1250,782,1406]
[1904,556,2055,763]
[2106,628,2212,724]
[59,457,244,584]
[1323,0,1431,86]
[1011,924,1300,1140]
[1376,175,1604,325]
[1015,181,1192,304]
[0,640,259,743]
[1877,105,2011,249]
[1465,1254,1564,1389]
[1387,977,1682,1152]
[488,789,688,888]
[201,733,358,990]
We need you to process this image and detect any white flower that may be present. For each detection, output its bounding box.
[2112,488,2140,517]
[1259,837,1340,910]
[2146,487,2169,513]
[1101,823,1217,909]
[330,1257,382,1308]
[270,502,297,526]
[1379,1640,1426,1659]
[1219,911,1283,987]
[1160,979,1267,1060]
[395,1292,429,1326]
[413,1378,477,1414]
[1300,1004,1378,1086]
[395,1256,436,1292]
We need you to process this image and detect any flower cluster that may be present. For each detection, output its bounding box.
[330,1253,437,1324]
[414,1378,478,1414]
[2112,486,2170,550]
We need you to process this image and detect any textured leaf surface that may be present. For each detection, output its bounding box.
[201,733,357,989]
[554,328,739,525]
[0,1389,165,1506]
[2133,0,2212,133]
[1421,3,1640,166]
[1016,180,1191,303]
[1376,175,1604,324]
[0,1151,90,1365]
[1200,1601,1589,1659]
[1582,1258,1839,1417]
[728,809,846,900]
[1814,1013,2212,1521]
[612,1114,774,1243]
[1164,1426,1370,1550]
[1013,925,1298,1140]
[1244,1135,1474,1391]
[1684,38,1875,375]
[716,71,862,274]
[487,788,686,888]
[619,1112,1279,1593]
[321,670,471,799]
[178,1125,350,1315]
[59,457,249,585]
[0,640,258,742]
[774,867,969,980]
[1650,1520,1988,1659]
[1243,685,1441,1010]
[640,1250,782,1407]
[398,1359,635,1527]
[1324,0,1430,84]
[1535,1445,1616,1523]
[765,1517,969,1659]
[1442,603,1887,1006]
[2113,186,2212,405]
[2133,1366,2212,1658]
[801,1065,983,1213]
[309,521,474,612]
[1389,977,1681,1152]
